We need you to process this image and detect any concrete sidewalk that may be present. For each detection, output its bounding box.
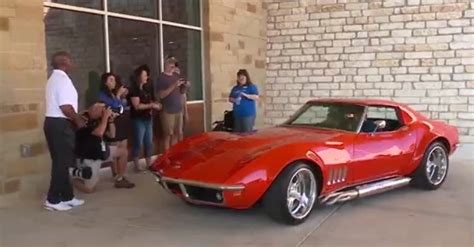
[0,152,472,247]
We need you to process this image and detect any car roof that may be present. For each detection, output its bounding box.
[306,98,428,123]
[308,98,405,107]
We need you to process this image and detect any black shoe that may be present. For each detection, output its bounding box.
[114,177,135,189]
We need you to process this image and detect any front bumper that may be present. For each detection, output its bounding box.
[154,172,245,206]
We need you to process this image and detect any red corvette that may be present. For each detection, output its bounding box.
[150,99,459,225]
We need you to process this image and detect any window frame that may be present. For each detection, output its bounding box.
[361,105,406,134]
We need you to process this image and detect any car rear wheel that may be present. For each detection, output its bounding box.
[263,162,318,225]
[411,142,449,190]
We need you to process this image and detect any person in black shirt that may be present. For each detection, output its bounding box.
[73,102,134,193]
[129,65,161,171]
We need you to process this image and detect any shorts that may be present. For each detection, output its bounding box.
[160,111,183,136]
[75,146,119,189]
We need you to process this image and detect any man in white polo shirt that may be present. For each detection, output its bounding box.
[44,51,86,211]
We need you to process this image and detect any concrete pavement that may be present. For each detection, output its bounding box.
[0,149,472,247]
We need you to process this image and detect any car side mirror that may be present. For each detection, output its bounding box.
[371,120,386,135]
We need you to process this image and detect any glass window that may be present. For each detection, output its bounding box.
[108,18,160,88]
[108,0,159,19]
[162,0,200,27]
[44,8,105,110]
[288,103,365,132]
[367,106,399,121]
[48,0,102,9]
[163,25,202,100]
[44,0,203,102]
[292,106,328,125]
[363,106,403,132]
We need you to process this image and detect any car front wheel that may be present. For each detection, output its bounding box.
[263,162,318,225]
[411,142,449,190]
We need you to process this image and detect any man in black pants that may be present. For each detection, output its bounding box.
[43,51,86,211]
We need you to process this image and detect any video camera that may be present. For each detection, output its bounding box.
[70,166,92,179]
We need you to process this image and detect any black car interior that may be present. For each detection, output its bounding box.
[360,106,403,133]
[361,118,403,133]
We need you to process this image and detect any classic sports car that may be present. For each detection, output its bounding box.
[149,99,459,225]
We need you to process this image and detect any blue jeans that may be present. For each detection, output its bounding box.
[233,116,256,133]
[132,118,153,158]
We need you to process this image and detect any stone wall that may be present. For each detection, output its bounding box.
[265,0,474,143]
[206,0,267,127]
[0,0,49,204]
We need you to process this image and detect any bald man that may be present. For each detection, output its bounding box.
[43,51,85,211]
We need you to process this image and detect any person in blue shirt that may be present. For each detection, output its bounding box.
[98,73,127,112]
[228,69,259,133]
[97,72,135,188]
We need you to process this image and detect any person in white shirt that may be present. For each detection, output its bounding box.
[43,51,86,211]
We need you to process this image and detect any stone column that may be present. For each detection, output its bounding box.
[0,0,49,204]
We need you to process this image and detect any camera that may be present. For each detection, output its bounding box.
[179,78,189,94]
[69,166,92,179]
[110,105,124,115]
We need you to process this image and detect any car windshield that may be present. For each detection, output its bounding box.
[285,102,366,132]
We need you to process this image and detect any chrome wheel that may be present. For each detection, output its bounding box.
[286,167,317,220]
[426,146,448,186]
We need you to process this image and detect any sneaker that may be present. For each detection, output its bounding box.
[44,201,72,211]
[63,198,85,207]
[114,177,135,189]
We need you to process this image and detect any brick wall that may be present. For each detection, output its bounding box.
[206,0,267,127]
[0,0,49,203]
[265,0,474,143]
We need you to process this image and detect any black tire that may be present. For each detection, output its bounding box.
[262,162,318,225]
[411,141,449,190]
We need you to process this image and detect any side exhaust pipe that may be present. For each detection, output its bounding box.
[320,177,412,205]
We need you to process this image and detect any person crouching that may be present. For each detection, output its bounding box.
[72,102,134,193]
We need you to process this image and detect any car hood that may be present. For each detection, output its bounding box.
[156,126,344,183]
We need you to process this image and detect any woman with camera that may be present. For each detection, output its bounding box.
[129,65,162,171]
[98,72,135,188]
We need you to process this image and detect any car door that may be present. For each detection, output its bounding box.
[351,106,417,184]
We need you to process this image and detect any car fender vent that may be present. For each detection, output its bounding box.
[327,166,348,185]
